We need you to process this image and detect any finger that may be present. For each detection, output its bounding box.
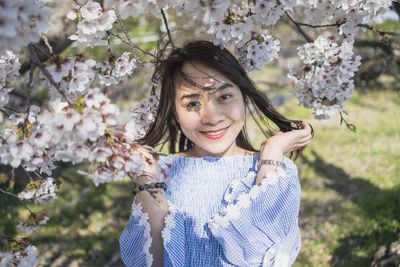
[297,139,311,148]
[300,120,310,131]
[298,135,312,143]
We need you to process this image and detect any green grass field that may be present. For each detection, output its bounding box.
[2,80,399,266]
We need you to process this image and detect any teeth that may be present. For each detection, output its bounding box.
[204,128,225,135]
[206,130,223,135]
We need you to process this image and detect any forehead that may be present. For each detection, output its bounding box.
[175,61,233,94]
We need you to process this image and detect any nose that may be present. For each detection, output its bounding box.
[200,102,224,126]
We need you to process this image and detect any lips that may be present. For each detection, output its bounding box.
[200,126,230,139]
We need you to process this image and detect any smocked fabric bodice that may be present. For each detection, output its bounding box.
[159,154,259,230]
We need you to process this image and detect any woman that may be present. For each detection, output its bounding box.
[119,40,313,267]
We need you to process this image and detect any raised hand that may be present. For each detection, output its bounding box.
[260,120,312,159]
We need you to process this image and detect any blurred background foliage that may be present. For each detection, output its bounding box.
[1,5,399,267]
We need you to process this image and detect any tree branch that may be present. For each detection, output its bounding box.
[19,36,74,75]
[285,12,313,43]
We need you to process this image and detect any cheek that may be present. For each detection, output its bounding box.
[175,107,199,131]
[228,99,246,122]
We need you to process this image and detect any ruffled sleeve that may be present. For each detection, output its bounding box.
[161,200,186,266]
[207,156,301,267]
[119,198,187,267]
[119,200,154,267]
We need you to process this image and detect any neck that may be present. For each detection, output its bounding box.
[187,144,248,158]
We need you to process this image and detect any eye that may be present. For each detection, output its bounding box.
[185,101,200,109]
[219,94,233,102]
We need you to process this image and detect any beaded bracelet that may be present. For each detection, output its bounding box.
[257,159,286,170]
[132,181,167,194]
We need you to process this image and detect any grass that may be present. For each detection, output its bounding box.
[285,87,400,266]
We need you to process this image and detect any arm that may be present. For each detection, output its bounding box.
[120,146,170,267]
[208,121,312,266]
[135,175,169,267]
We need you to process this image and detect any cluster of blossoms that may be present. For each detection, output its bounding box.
[127,95,159,140]
[104,0,183,18]
[17,177,58,204]
[0,50,20,108]
[45,55,96,98]
[235,31,281,72]
[96,52,138,86]
[0,239,37,267]
[0,88,159,186]
[68,0,117,46]
[300,0,394,41]
[0,0,52,53]
[288,34,362,119]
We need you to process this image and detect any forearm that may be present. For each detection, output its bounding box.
[135,175,169,267]
[256,144,284,186]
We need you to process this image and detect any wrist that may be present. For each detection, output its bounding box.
[137,174,159,185]
[261,143,284,161]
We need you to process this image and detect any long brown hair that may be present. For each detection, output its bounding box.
[138,40,314,160]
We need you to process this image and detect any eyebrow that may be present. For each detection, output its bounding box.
[180,83,234,101]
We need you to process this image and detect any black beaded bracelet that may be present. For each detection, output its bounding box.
[132,181,167,194]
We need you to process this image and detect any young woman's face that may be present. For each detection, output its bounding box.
[174,61,246,157]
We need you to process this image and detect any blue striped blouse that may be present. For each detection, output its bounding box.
[119,153,301,266]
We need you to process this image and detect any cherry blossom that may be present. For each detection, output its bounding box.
[17,177,58,204]
[288,34,362,119]
[0,1,52,52]
[0,241,38,267]
[68,0,117,46]
[0,50,20,108]
[96,52,138,86]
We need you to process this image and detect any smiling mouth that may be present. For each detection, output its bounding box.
[200,126,230,139]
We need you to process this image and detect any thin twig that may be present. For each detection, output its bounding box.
[340,111,356,132]
[107,31,155,57]
[73,0,83,7]
[41,33,55,58]
[114,10,142,64]
[0,106,19,114]
[160,8,174,49]
[28,44,73,105]
[290,20,345,29]
[0,186,34,215]
[27,60,35,89]
[0,188,19,199]
[357,23,398,36]
[32,43,52,60]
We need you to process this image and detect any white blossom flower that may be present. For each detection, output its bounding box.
[0,252,13,266]
[112,52,137,78]
[0,1,52,52]
[289,34,362,119]
[16,245,38,267]
[17,177,57,204]
[68,1,116,47]
[81,0,102,20]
